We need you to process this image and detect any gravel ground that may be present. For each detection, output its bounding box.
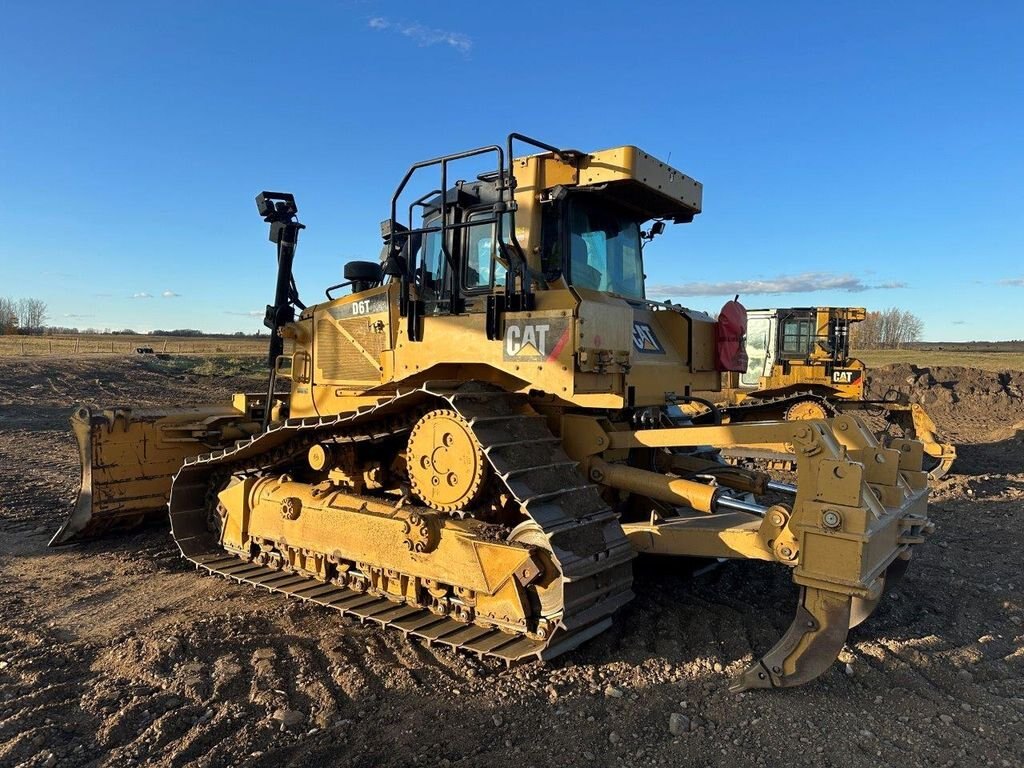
[0,357,1021,768]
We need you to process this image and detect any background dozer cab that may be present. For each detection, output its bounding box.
[56,134,931,691]
[714,306,956,479]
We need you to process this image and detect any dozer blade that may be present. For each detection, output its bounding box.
[731,587,852,691]
[52,403,258,545]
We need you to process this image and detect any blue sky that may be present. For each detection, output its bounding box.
[1,1,1021,339]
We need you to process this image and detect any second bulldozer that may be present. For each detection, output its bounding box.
[54,135,932,691]
[712,307,956,479]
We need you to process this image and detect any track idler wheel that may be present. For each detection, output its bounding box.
[730,587,851,692]
[507,520,563,622]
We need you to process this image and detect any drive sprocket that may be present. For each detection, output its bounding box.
[406,409,487,513]
[784,398,830,421]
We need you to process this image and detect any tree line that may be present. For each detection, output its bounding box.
[0,297,47,334]
[2,298,263,337]
[850,307,924,349]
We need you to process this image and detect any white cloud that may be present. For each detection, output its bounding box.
[368,16,472,54]
[130,292,153,299]
[225,310,264,318]
[63,313,94,319]
[999,277,1024,287]
[647,272,910,298]
[161,290,181,298]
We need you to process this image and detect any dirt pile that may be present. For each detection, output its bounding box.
[866,364,1024,418]
[865,364,1024,475]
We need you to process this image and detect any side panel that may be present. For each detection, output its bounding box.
[303,284,728,413]
[626,304,720,405]
[310,284,395,416]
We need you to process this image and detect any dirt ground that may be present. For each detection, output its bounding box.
[0,357,1021,768]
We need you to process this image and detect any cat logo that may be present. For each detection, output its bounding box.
[831,369,861,385]
[503,318,570,361]
[632,322,665,354]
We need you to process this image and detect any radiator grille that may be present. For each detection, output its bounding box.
[316,317,385,382]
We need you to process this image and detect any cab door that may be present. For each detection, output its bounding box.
[740,313,775,386]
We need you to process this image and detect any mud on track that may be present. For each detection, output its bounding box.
[0,357,1021,768]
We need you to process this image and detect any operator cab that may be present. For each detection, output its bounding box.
[411,180,512,311]
[406,187,649,310]
[374,134,702,341]
[739,308,860,387]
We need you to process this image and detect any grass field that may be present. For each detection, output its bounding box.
[855,349,1024,372]
[0,334,269,357]
[3,334,1023,373]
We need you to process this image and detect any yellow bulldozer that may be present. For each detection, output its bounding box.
[711,307,956,479]
[52,135,931,691]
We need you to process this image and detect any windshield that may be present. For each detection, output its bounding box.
[567,198,644,299]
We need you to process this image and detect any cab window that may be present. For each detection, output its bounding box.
[419,218,446,299]
[741,317,772,386]
[464,211,509,291]
[780,317,814,358]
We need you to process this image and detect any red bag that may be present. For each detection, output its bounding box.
[716,297,748,372]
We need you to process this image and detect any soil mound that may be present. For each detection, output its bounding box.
[866,364,1024,422]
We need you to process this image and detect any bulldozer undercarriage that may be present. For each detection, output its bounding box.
[710,391,957,480]
[169,383,635,663]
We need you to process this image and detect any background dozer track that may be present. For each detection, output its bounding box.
[707,390,957,480]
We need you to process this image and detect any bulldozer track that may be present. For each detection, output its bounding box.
[705,391,839,468]
[718,390,841,422]
[168,381,634,663]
